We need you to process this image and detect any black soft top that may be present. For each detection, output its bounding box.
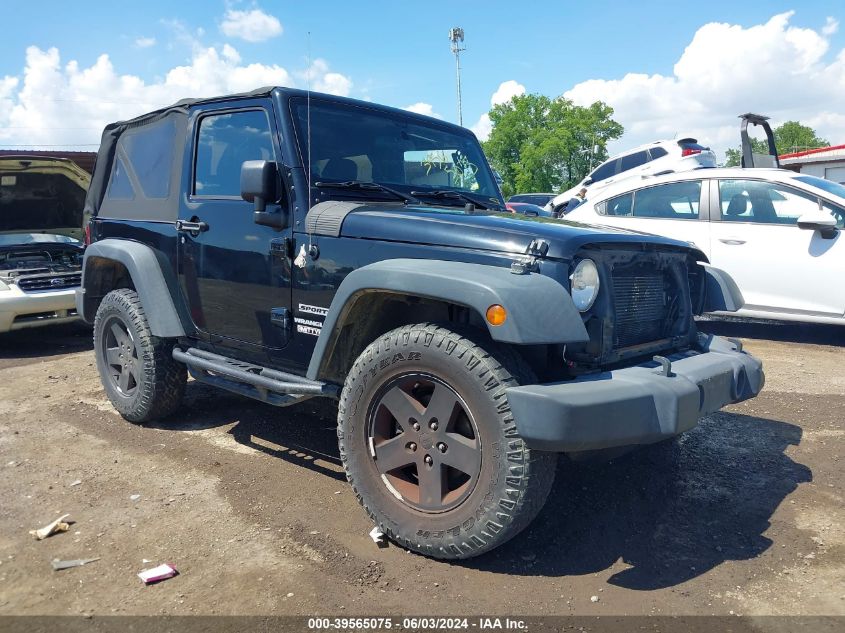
[86,85,475,222]
[85,87,276,221]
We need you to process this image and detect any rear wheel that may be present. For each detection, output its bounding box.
[93,289,186,423]
[338,323,556,559]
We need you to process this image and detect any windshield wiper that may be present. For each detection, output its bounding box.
[410,189,497,211]
[314,180,419,204]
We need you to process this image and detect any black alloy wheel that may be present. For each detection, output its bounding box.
[93,288,186,423]
[101,315,140,396]
[367,373,481,513]
[338,323,557,559]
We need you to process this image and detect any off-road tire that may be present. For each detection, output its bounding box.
[338,323,556,559]
[93,288,186,423]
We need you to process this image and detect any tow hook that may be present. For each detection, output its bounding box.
[654,355,672,377]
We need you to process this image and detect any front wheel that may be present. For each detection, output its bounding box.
[337,323,556,559]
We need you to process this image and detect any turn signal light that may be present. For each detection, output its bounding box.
[486,304,507,326]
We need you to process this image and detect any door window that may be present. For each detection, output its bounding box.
[589,159,618,183]
[632,181,701,219]
[821,201,845,229]
[619,150,650,172]
[194,110,275,197]
[718,180,820,224]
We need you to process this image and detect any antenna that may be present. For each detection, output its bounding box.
[448,27,465,126]
[306,31,313,250]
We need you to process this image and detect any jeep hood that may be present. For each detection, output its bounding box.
[339,204,697,260]
[0,156,91,243]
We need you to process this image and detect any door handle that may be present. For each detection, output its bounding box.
[176,219,210,234]
[719,238,746,245]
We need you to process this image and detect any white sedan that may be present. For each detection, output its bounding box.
[564,168,845,325]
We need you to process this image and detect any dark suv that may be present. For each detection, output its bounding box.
[77,87,763,559]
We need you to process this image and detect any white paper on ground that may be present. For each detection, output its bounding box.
[138,563,178,583]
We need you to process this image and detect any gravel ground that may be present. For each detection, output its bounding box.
[0,320,842,617]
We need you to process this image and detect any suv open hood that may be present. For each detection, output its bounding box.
[0,156,91,243]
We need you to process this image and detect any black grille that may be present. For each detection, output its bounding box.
[612,270,668,348]
[17,273,81,292]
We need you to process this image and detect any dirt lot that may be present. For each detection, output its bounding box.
[0,320,843,617]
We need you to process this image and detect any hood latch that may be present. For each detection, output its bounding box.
[511,239,549,275]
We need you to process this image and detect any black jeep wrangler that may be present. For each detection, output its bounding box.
[77,87,763,559]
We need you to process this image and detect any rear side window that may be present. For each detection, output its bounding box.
[590,159,618,183]
[632,181,701,219]
[649,147,668,160]
[194,110,275,197]
[107,115,175,201]
[108,157,135,200]
[122,118,174,198]
[604,192,633,216]
[619,150,650,172]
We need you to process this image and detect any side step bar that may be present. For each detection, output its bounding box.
[173,347,339,407]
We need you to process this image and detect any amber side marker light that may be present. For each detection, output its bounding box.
[486,304,507,326]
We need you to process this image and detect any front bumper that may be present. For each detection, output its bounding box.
[0,285,80,333]
[507,335,764,452]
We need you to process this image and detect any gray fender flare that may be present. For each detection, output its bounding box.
[77,239,187,337]
[306,258,589,380]
[700,263,745,313]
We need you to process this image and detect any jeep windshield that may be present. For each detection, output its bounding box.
[292,98,503,210]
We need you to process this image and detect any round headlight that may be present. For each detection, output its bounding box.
[569,259,600,312]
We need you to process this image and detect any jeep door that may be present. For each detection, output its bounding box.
[177,101,293,351]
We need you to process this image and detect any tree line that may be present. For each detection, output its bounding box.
[481,93,830,196]
[482,94,623,198]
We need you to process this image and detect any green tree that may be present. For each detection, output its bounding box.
[724,121,829,166]
[482,94,623,197]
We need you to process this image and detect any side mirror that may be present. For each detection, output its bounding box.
[797,213,838,238]
[241,160,286,229]
[583,177,593,186]
[241,160,277,212]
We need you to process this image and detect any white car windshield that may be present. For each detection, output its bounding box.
[794,175,845,201]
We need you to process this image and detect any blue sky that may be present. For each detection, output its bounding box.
[1,1,844,156]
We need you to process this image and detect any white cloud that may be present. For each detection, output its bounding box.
[0,44,352,148]
[299,59,353,97]
[403,102,441,118]
[564,12,845,160]
[470,79,526,141]
[134,37,156,49]
[220,8,282,43]
[490,80,526,106]
[822,16,839,36]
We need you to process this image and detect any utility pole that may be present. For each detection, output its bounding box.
[448,27,465,126]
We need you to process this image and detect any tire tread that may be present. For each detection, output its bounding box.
[93,288,186,423]
[337,322,556,559]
